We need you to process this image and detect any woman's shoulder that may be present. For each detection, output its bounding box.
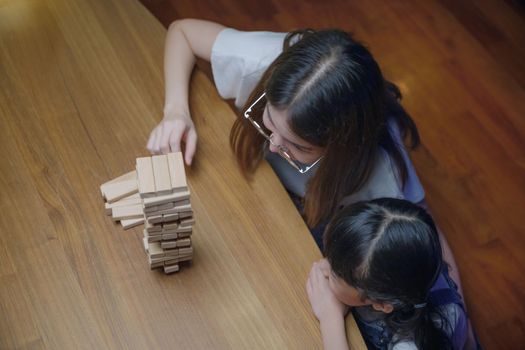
[339,149,404,207]
[210,28,288,108]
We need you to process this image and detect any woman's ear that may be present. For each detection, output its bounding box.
[371,301,394,314]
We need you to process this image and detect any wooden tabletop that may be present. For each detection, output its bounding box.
[0,0,365,348]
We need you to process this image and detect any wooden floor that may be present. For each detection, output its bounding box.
[138,0,525,348]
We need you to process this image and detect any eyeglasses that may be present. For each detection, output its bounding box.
[243,92,323,174]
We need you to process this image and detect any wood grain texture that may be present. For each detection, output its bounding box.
[136,0,525,348]
[0,0,365,348]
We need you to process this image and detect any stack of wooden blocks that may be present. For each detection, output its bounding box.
[100,152,194,274]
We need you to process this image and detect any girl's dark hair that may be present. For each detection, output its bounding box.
[324,198,451,350]
[230,29,420,227]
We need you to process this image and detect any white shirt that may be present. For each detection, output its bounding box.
[211,28,425,204]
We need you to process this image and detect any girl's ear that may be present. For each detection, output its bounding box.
[371,301,394,314]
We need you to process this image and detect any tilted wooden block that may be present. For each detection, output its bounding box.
[105,193,142,215]
[152,155,172,195]
[167,152,188,192]
[136,157,156,198]
[112,204,143,221]
[100,170,137,197]
[121,217,144,229]
[104,180,138,204]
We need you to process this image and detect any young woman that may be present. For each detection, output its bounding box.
[307,198,468,349]
[147,18,460,287]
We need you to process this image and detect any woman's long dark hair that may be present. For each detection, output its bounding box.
[230,29,420,227]
[324,198,451,350]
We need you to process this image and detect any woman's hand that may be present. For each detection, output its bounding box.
[306,259,347,322]
[147,113,197,165]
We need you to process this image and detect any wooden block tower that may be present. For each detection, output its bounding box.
[100,152,194,274]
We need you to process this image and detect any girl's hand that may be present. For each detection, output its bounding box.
[306,260,347,322]
[147,113,197,165]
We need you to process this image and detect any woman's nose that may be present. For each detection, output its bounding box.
[268,133,282,153]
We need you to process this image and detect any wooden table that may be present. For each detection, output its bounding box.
[0,0,365,348]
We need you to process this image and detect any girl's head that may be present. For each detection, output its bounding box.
[324,198,451,349]
[324,197,442,309]
[231,29,419,227]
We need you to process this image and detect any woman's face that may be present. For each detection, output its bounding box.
[262,103,324,166]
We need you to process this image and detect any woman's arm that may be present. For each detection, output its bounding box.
[147,19,225,163]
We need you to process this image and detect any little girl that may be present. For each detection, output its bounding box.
[307,198,467,349]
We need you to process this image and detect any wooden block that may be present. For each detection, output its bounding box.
[163,222,178,230]
[167,152,188,192]
[121,217,144,229]
[148,242,164,259]
[100,170,136,197]
[163,213,179,222]
[176,226,192,233]
[104,180,138,203]
[104,202,112,215]
[174,199,190,207]
[105,193,142,215]
[145,222,162,233]
[174,204,192,213]
[142,190,190,208]
[143,237,149,252]
[143,207,179,218]
[179,211,193,219]
[164,264,180,274]
[161,241,178,249]
[150,261,164,269]
[144,202,174,213]
[112,204,143,221]
[164,249,179,257]
[164,258,179,266]
[176,238,191,247]
[147,236,162,243]
[178,247,193,256]
[144,230,162,243]
[147,215,163,225]
[144,229,161,237]
[152,155,172,195]
[177,231,191,238]
[144,203,190,217]
[148,255,165,265]
[136,157,156,198]
[162,233,178,240]
[161,229,178,236]
[180,218,195,227]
